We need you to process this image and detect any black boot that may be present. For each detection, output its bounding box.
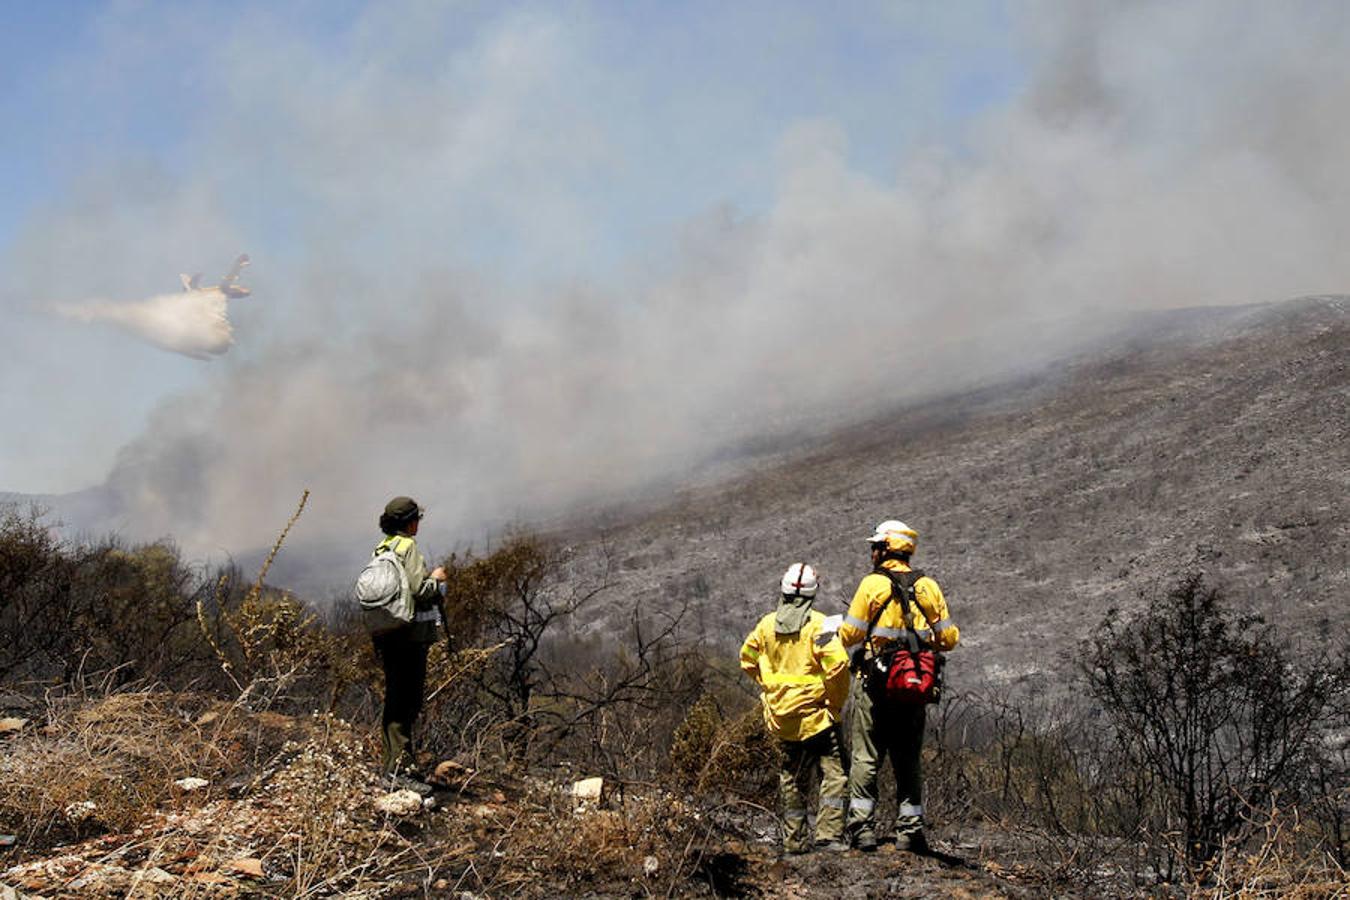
[894,831,929,854]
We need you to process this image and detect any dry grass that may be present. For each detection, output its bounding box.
[1195,803,1350,899]
[0,693,739,896]
[0,679,728,897]
[460,786,706,896]
[0,694,459,897]
[0,691,229,846]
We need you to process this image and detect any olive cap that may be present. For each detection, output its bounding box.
[383,496,424,522]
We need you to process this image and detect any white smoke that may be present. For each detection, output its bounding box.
[4,1,1350,570]
[57,291,234,360]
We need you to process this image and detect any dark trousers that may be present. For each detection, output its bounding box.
[373,630,429,774]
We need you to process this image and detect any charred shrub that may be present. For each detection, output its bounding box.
[0,505,222,688]
[1082,572,1350,872]
[0,499,374,715]
[427,531,705,775]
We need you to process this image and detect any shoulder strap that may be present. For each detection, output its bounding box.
[875,568,927,651]
[862,567,916,646]
[862,571,894,649]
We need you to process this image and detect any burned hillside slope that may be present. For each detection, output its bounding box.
[567,296,1350,693]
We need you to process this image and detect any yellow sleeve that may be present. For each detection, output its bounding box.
[815,633,849,678]
[814,629,851,715]
[915,576,959,650]
[738,625,764,684]
[838,574,889,649]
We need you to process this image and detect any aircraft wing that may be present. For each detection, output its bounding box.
[221,254,250,285]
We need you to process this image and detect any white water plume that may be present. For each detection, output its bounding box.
[58,291,234,360]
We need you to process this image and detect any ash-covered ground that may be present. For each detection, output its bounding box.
[557,296,1350,696]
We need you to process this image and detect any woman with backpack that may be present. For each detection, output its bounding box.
[371,496,447,794]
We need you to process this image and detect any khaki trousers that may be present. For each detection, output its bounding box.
[846,675,927,840]
[779,725,848,851]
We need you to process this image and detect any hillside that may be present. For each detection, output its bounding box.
[563,296,1350,693]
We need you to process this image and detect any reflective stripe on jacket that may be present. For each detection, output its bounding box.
[838,560,959,654]
[739,609,850,741]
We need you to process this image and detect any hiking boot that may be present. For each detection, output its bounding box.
[387,773,434,797]
[853,831,878,852]
[816,839,850,853]
[894,831,929,854]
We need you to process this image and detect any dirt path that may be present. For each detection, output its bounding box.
[660,829,1068,900]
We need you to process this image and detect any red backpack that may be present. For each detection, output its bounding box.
[860,569,945,705]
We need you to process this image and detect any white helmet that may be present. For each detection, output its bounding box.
[780,563,818,598]
[865,520,918,554]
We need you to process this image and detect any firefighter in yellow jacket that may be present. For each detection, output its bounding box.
[740,563,851,854]
[839,520,959,853]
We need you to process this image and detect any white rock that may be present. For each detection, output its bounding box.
[375,789,424,816]
[643,855,660,877]
[173,777,210,792]
[571,776,604,801]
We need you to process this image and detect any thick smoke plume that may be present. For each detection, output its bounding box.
[6,2,1350,576]
[58,292,234,360]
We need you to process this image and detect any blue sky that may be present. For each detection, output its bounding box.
[0,1,1024,493]
[0,2,1021,258]
[1,2,1027,256]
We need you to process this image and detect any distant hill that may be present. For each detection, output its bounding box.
[0,484,125,538]
[558,296,1350,694]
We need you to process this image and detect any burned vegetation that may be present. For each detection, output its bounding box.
[2,502,1346,898]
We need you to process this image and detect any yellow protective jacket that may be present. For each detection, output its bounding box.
[739,609,850,742]
[838,559,959,656]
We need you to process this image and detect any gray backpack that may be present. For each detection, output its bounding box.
[353,540,414,634]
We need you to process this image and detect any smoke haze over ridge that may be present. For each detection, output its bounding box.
[3,2,1350,568]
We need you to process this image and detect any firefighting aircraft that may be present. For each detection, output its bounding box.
[180,254,251,299]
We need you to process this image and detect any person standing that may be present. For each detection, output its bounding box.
[372,496,447,794]
[739,563,852,854]
[838,520,960,852]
